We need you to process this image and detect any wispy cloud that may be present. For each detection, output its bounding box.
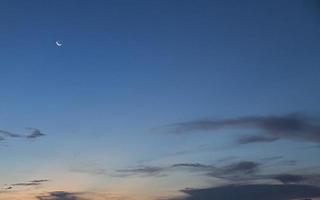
[8,179,49,188]
[114,163,210,177]
[237,135,278,144]
[26,128,46,139]
[115,166,164,177]
[12,182,41,186]
[114,161,260,178]
[171,163,210,168]
[220,161,260,174]
[114,160,320,189]
[36,191,84,200]
[0,128,46,141]
[0,130,22,139]
[165,113,320,144]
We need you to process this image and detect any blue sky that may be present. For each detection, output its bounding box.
[1,1,320,200]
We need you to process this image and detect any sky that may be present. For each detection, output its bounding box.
[1,0,320,200]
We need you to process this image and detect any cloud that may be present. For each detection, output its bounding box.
[114,160,320,188]
[10,179,49,188]
[166,113,320,144]
[206,161,261,181]
[272,174,307,184]
[237,135,278,144]
[26,128,46,139]
[115,162,216,177]
[171,163,210,168]
[269,174,320,185]
[178,184,320,200]
[30,179,49,183]
[115,161,260,178]
[115,166,165,177]
[36,191,84,200]
[0,128,46,141]
[0,130,22,139]
[221,161,260,174]
[114,160,320,186]
[12,182,41,186]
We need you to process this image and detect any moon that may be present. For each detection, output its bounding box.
[56,41,63,47]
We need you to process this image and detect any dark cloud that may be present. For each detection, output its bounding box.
[167,113,320,144]
[178,184,320,200]
[221,161,260,174]
[171,161,259,178]
[12,182,40,186]
[36,191,84,200]
[171,163,210,168]
[30,179,49,183]
[269,174,320,185]
[206,161,261,181]
[272,174,307,184]
[26,128,46,139]
[237,135,278,144]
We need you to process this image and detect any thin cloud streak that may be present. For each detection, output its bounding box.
[12,182,41,186]
[114,160,320,187]
[6,179,49,189]
[237,135,278,144]
[114,161,260,178]
[166,113,320,144]
[0,128,46,141]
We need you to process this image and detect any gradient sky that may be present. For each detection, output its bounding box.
[1,1,320,200]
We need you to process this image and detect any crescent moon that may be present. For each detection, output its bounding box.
[56,41,63,47]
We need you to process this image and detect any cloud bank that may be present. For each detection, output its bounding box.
[179,184,320,200]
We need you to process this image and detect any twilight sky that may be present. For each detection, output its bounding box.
[1,1,320,200]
